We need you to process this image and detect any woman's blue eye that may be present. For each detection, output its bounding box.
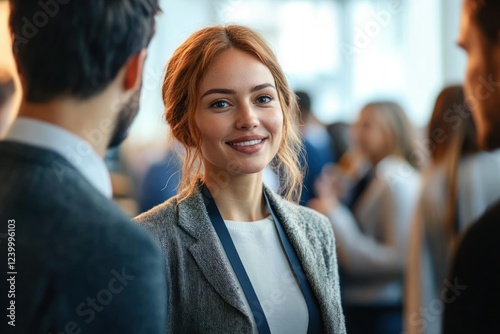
[256,95,272,104]
[211,101,229,108]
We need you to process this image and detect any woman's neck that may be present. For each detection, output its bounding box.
[204,173,267,222]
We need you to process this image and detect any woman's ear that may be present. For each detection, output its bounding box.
[123,49,147,92]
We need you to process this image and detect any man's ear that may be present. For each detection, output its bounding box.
[123,49,147,92]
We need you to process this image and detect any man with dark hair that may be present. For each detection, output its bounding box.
[0,1,166,333]
[0,69,16,136]
[443,0,500,332]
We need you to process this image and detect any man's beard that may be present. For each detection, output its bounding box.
[108,87,141,149]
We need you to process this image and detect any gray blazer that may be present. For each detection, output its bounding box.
[136,185,346,334]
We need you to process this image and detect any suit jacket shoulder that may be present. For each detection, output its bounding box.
[0,142,166,334]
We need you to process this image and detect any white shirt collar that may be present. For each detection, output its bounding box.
[4,117,113,198]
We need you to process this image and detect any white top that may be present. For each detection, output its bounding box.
[4,117,112,198]
[327,155,421,305]
[225,216,309,334]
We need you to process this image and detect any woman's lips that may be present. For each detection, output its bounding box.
[228,139,263,147]
[226,136,267,154]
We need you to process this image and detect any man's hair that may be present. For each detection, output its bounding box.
[9,0,160,102]
[0,70,15,107]
[469,0,500,42]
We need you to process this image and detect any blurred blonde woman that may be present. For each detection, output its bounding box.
[405,86,500,334]
[136,25,346,334]
[310,101,421,334]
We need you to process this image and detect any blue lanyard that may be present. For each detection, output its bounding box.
[202,186,324,334]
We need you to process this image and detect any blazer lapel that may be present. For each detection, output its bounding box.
[264,187,329,314]
[176,192,250,318]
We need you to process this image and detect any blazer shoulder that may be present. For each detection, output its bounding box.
[290,201,331,225]
[266,188,333,237]
[134,195,181,237]
[136,195,178,222]
[296,204,335,238]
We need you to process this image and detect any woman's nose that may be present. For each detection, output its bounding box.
[235,103,259,130]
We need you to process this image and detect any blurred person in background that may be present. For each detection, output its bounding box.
[443,1,500,332]
[0,69,16,136]
[323,121,370,206]
[309,101,421,334]
[326,121,351,162]
[140,143,182,212]
[0,1,166,333]
[136,24,346,334]
[295,90,335,205]
[105,146,142,216]
[405,85,500,334]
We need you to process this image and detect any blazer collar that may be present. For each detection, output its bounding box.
[176,188,251,320]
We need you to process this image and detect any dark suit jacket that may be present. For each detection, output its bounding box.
[443,201,500,334]
[136,185,346,334]
[0,141,167,334]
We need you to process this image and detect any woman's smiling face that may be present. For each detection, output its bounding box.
[195,48,283,176]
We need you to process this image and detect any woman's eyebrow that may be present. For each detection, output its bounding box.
[200,83,276,99]
[201,88,235,99]
[250,83,276,92]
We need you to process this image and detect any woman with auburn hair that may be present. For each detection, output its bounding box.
[136,25,346,334]
[405,86,500,334]
[309,101,421,334]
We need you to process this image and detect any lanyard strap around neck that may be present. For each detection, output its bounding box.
[262,190,324,334]
[202,185,324,334]
[202,186,271,334]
